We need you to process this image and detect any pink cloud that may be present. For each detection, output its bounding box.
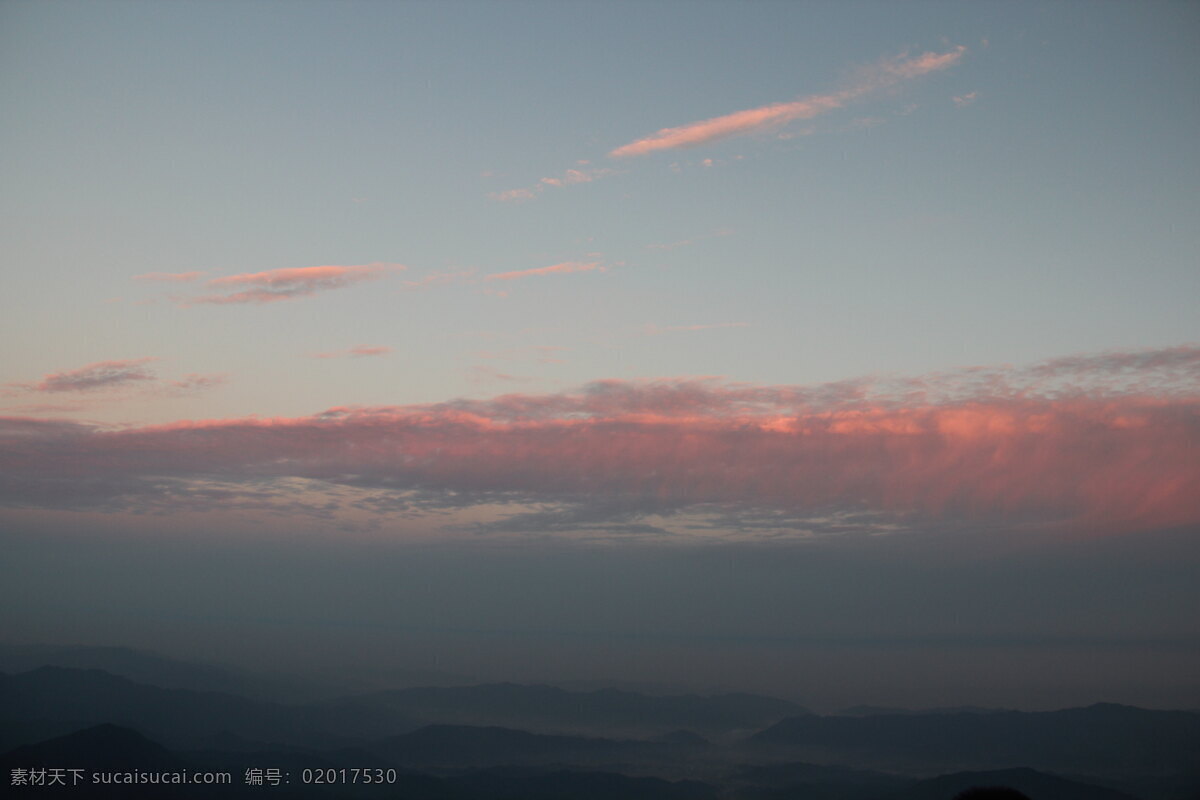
[609,46,965,158]
[1029,345,1200,378]
[644,322,750,334]
[183,263,400,305]
[470,365,534,384]
[311,345,393,359]
[165,374,228,394]
[486,261,605,282]
[349,345,391,358]
[133,271,206,282]
[538,167,615,187]
[490,188,538,203]
[876,47,967,80]
[474,346,569,366]
[23,359,158,393]
[2,346,1197,537]
[9,360,227,400]
[492,167,616,203]
[953,91,979,107]
[1,403,88,414]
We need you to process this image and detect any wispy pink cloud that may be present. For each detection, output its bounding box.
[469,365,535,384]
[349,345,391,358]
[133,271,206,283]
[310,345,393,359]
[609,45,966,158]
[182,263,401,305]
[164,374,228,396]
[3,346,1196,537]
[1029,345,1200,377]
[644,322,750,334]
[953,91,979,107]
[1,403,88,414]
[539,166,615,187]
[492,166,616,203]
[486,261,605,282]
[8,360,227,400]
[475,345,569,365]
[536,345,569,365]
[22,359,159,393]
[490,188,538,203]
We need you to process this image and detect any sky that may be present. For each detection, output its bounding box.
[1,0,1198,710]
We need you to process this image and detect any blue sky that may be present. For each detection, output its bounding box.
[4,0,1197,421]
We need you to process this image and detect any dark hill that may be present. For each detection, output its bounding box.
[656,729,711,746]
[888,767,1140,800]
[0,666,414,749]
[749,703,1200,774]
[445,765,717,799]
[0,644,289,698]
[342,682,806,737]
[729,760,909,800]
[368,723,642,768]
[0,723,187,771]
[0,725,208,799]
[838,705,1010,717]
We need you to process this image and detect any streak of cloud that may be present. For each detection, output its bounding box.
[469,365,535,384]
[163,374,228,396]
[7,360,227,400]
[310,345,393,359]
[539,167,615,187]
[20,359,158,393]
[181,263,401,305]
[133,271,206,282]
[644,322,750,334]
[609,46,966,158]
[953,91,979,107]
[490,188,537,203]
[491,166,616,203]
[486,261,605,282]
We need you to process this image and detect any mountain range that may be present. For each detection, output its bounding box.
[3,651,1199,800]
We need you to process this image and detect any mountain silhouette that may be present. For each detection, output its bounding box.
[340,682,807,737]
[0,723,187,770]
[0,666,415,749]
[749,703,1200,774]
[888,767,1140,800]
[366,723,644,767]
[444,765,717,799]
[4,662,1199,800]
[0,724,209,799]
[0,643,326,702]
[838,705,1010,717]
[729,760,909,799]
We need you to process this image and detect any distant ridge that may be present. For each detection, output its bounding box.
[0,666,416,750]
[750,703,1200,774]
[444,765,718,799]
[368,723,641,767]
[889,767,1140,800]
[837,705,1011,717]
[0,723,187,770]
[4,660,1199,800]
[340,681,808,736]
[0,643,319,702]
[732,759,908,793]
